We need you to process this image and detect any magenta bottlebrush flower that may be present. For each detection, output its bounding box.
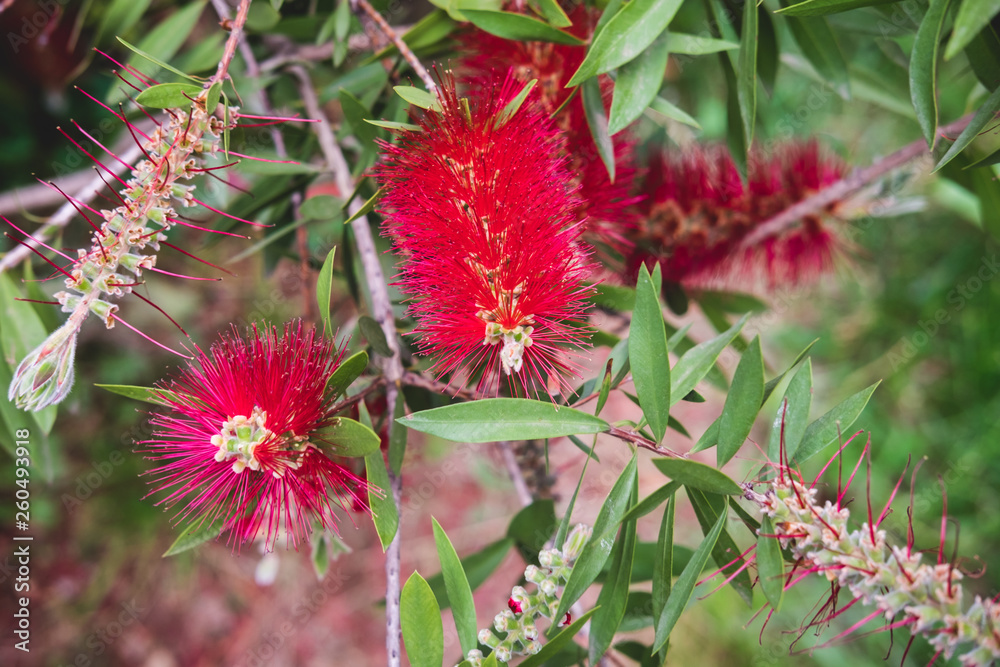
[626,141,845,289]
[142,322,368,550]
[376,75,595,396]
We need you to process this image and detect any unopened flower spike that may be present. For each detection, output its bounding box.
[744,428,1000,666]
[376,72,595,397]
[464,524,592,666]
[141,321,370,552]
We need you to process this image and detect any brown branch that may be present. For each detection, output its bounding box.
[739,113,977,249]
[210,0,253,87]
[400,371,479,402]
[330,377,387,415]
[499,441,534,507]
[350,0,438,94]
[606,425,680,457]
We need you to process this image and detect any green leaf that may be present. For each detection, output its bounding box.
[767,359,813,462]
[791,381,880,464]
[652,496,728,651]
[317,417,381,457]
[687,488,752,605]
[670,314,748,406]
[359,316,392,357]
[945,0,1000,60]
[757,515,785,611]
[665,33,738,55]
[621,481,681,525]
[327,351,368,399]
[557,455,637,619]
[649,95,701,128]
[652,458,742,495]
[651,488,675,630]
[401,572,444,667]
[517,609,599,667]
[366,452,398,550]
[935,86,1000,171]
[609,32,669,135]
[737,0,758,148]
[96,0,153,44]
[133,83,203,111]
[431,518,477,655]
[317,248,336,335]
[206,81,222,115]
[345,186,387,224]
[762,339,817,404]
[339,90,379,147]
[595,362,613,417]
[567,0,683,85]
[463,9,583,44]
[393,85,442,111]
[236,153,319,175]
[163,520,222,556]
[909,0,953,147]
[590,282,636,310]
[364,119,422,132]
[630,264,670,442]
[507,499,557,563]
[582,77,615,182]
[757,7,779,96]
[388,391,407,476]
[776,0,896,17]
[95,383,179,405]
[119,0,205,78]
[531,0,572,26]
[426,538,514,609]
[780,2,850,99]
[717,336,764,467]
[495,79,537,128]
[589,479,637,664]
[311,533,330,579]
[399,399,610,442]
[723,55,747,180]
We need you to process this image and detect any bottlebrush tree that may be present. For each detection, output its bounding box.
[1,0,998,666]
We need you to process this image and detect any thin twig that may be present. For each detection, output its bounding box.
[350,0,438,94]
[401,371,479,402]
[330,376,388,415]
[210,0,253,86]
[499,441,534,507]
[606,425,680,457]
[289,63,406,667]
[739,113,976,249]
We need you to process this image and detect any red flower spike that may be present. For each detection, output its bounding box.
[459,5,640,258]
[627,142,846,290]
[376,74,595,397]
[142,322,369,551]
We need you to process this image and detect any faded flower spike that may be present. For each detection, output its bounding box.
[377,74,595,396]
[464,524,592,666]
[747,432,1000,665]
[7,65,255,412]
[627,142,845,290]
[142,321,369,551]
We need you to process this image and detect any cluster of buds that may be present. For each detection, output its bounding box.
[747,440,1000,665]
[8,83,238,412]
[464,524,592,665]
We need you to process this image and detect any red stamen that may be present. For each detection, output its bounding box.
[149,267,222,282]
[159,240,236,276]
[130,291,190,338]
[57,127,128,186]
[110,314,190,357]
[190,198,269,227]
[3,232,74,280]
[167,217,249,239]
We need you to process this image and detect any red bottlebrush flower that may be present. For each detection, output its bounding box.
[142,322,368,551]
[625,141,845,289]
[459,6,640,256]
[376,75,595,397]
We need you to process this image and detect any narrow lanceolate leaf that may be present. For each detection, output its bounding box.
[649,96,701,128]
[317,247,336,335]
[517,608,599,667]
[589,481,638,664]
[935,86,1000,171]
[651,488,676,629]
[318,417,381,457]
[463,9,583,44]
[507,499,557,564]
[394,85,442,111]
[780,1,850,99]
[630,264,670,443]
[344,185,386,225]
[595,362,613,417]
[767,358,813,462]
[910,0,953,148]
[426,538,514,610]
[133,82,203,109]
[388,391,407,476]
[757,515,785,611]
[761,339,817,405]
[358,316,392,357]
[791,380,880,464]
[666,33,738,55]
[557,454,638,620]
[652,496,728,651]
[532,0,572,26]
[431,518,477,656]
[717,336,764,467]
[495,79,537,128]
[670,314,749,405]
[163,520,222,556]
[652,458,742,495]
[608,32,669,135]
[206,81,222,115]
[582,77,615,182]
[327,351,368,399]
[687,488,752,606]
[776,0,897,17]
[364,119,422,132]
[365,452,398,550]
[95,384,180,405]
[401,573,444,667]
[737,0,759,148]
[398,399,610,442]
[567,0,683,85]
[945,0,1000,60]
